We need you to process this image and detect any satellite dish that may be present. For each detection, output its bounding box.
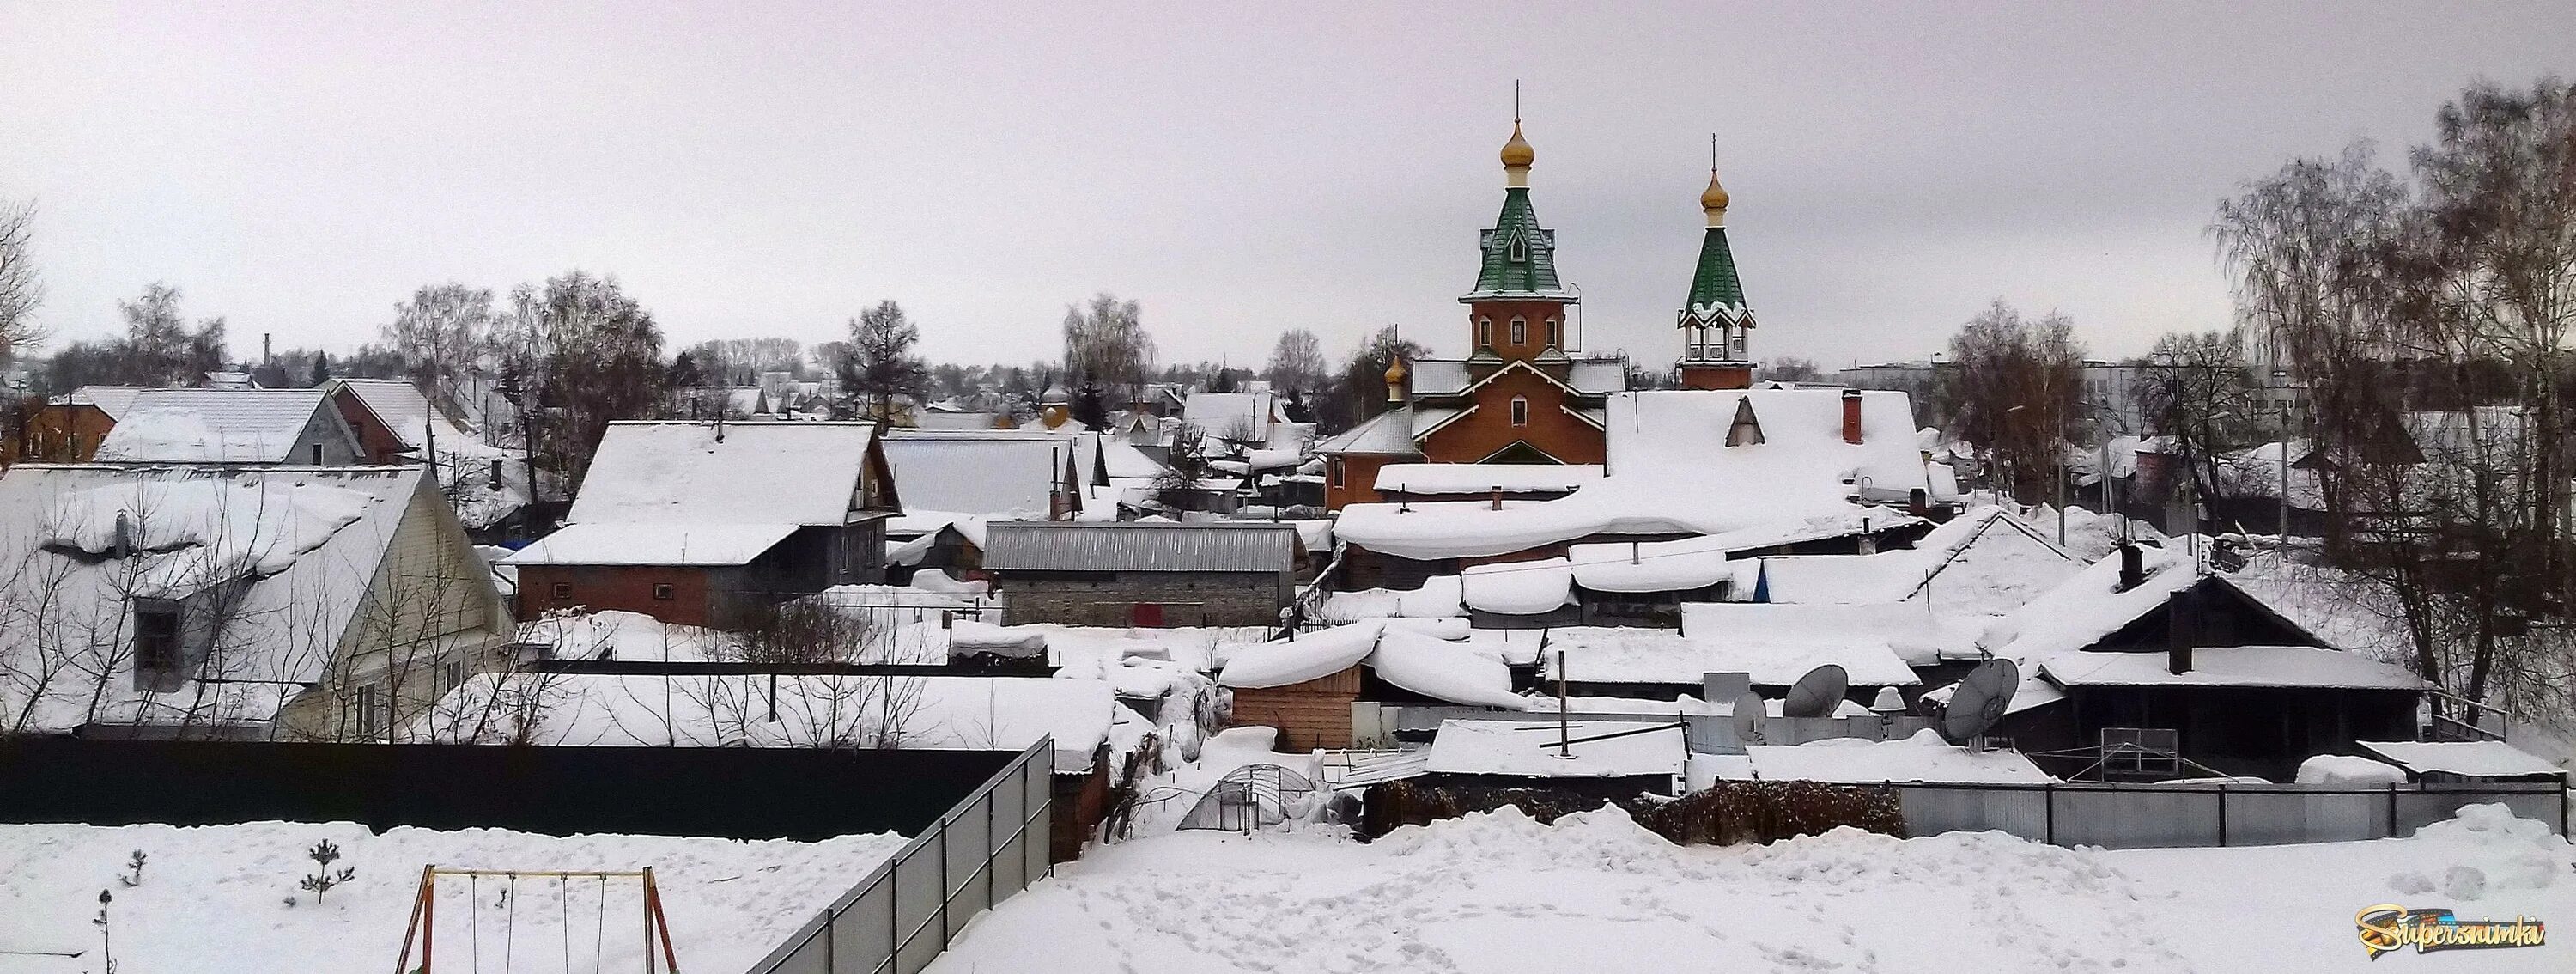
[1783,664,1849,719]
[1729,690,1772,746]
[1942,659,2021,743]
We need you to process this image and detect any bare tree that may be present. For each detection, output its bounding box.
[382,283,495,415]
[493,271,668,498]
[1324,326,1429,434]
[1760,356,1823,383]
[1262,329,1327,397]
[1062,294,1155,401]
[839,301,928,420]
[0,198,45,366]
[2132,329,2263,513]
[1942,300,2086,500]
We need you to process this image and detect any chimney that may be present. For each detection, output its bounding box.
[1704,671,1753,702]
[1489,486,1503,511]
[2166,588,2196,674]
[112,511,131,557]
[2117,544,2145,593]
[1840,387,1864,445]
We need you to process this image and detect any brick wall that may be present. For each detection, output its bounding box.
[1325,453,1398,511]
[7,404,115,464]
[1228,665,1360,750]
[1419,368,1604,464]
[998,570,1288,627]
[516,564,722,626]
[1465,299,1572,362]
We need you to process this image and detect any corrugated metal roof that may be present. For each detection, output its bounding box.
[983,520,1297,572]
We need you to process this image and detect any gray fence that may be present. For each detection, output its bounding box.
[748,738,1056,974]
[1898,780,2568,849]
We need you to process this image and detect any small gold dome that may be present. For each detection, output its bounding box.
[1701,170,1730,212]
[1499,122,1534,168]
[1384,357,1409,385]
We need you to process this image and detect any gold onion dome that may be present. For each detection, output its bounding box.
[1384,358,1409,385]
[1499,122,1534,168]
[1701,169,1730,212]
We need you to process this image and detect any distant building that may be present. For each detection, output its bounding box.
[92,388,368,466]
[506,422,901,627]
[983,520,1299,628]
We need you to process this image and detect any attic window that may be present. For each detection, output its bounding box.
[133,602,181,674]
[310,443,324,465]
[1725,398,1765,447]
[1508,230,1528,263]
[1510,396,1529,426]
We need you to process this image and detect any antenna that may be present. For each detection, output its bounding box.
[1728,690,1771,747]
[1782,664,1849,719]
[1941,658,2021,746]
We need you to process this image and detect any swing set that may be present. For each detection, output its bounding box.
[392,866,683,974]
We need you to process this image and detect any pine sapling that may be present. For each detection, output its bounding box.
[297,839,356,903]
[117,849,148,887]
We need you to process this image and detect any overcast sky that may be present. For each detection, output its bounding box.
[3,3,2571,373]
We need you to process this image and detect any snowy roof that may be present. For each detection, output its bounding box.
[1218,621,1381,688]
[421,673,1132,768]
[504,521,798,567]
[2356,740,2565,779]
[1314,406,1440,457]
[1680,602,1977,668]
[1734,730,2055,784]
[94,388,338,463]
[1978,545,2205,661]
[884,429,1078,519]
[1334,389,1929,559]
[1181,392,1279,444]
[1424,718,1684,778]
[1747,507,2079,616]
[1404,359,1625,397]
[1374,463,1602,494]
[0,464,495,732]
[64,385,147,419]
[984,521,1297,573]
[1461,558,1573,614]
[1368,628,1527,707]
[1569,534,1731,594]
[2040,646,2425,690]
[569,422,882,527]
[327,379,476,449]
[1541,625,1920,687]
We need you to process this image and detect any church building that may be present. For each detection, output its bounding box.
[1318,121,1759,510]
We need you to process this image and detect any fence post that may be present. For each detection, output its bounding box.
[2040,783,2061,845]
[2561,784,2569,838]
[2387,782,2399,839]
[2215,782,2227,848]
[987,780,999,910]
[938,819,951,952]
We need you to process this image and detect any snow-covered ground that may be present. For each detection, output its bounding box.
[929,804,2574,973]
[0,821,904,973]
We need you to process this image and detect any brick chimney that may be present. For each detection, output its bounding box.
[1840,388,1863,445]
[2117,544,2144,593]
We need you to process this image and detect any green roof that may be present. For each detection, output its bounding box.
[1467,188,1565,298]
[1684,226,1747,314]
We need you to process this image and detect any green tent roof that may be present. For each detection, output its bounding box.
[1684,226,1747,314]
[1468,188,1565,298]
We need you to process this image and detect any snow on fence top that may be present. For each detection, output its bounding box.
[1374,463,1603,494]
[571,421,883,527]
[1735,729,2055,784]
[2039,645,2425,690]
[94,388,337,463]
[422,673,1133,767]
[1542,624,1920,688]
[1425,718,1685,778]
[2356,740,2566,779]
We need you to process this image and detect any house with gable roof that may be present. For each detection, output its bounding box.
[0,461,513,741]
[89,387,369,466]
[505,421,901,627]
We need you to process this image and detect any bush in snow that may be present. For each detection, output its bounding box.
[117,849,148,887]
[1359,779,1905,846]
[296,839,356,903]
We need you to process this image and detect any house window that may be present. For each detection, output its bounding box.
[652,582,676,600]
[1477,318,1492,348]
[1510,396,1529,426]
[1510,318,1527,346]
[1546,318,1560,348]
[134,603,181,674]
[310,443,324,464]
[355,684,380,736]
[1327,458,1344,488]
[552,581,573,600]
[444,660,466,692]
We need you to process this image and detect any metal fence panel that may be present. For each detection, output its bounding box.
[832,875,896,974]
[990,764,1028,896]
[1898,786,2049,842]
[2395,788,2561,837]
[2223,788,2384,846]
[2052,787,2222,848]
[945,792,994,939]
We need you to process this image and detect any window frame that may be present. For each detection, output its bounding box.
[355,684,380,736]
[1546,317,1560,349]
[1327,457,1345,488]
[652,582,677,601]
[309,443,324,465]
[1477,318,1492,349]
[1510,396,1529,427]
[133,602,182,674]
[1510,317,1527,346]
[551,581,573,600]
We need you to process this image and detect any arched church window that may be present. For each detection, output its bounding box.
[1478,318,1492,348]
[1510,317,1526,346]
[1546,317,1560,348]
